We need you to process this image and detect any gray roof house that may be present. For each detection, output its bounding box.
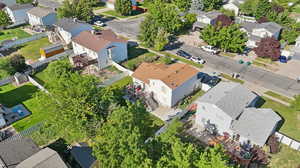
[0,138,40,168]
[231,108,282,146]
[27,7,57,26]
[195,82,281,146]
[16,147,68,168]
[4,3,33,23]
[241,22,282,48]
[192,11,222,30]
[54,18,93,44]
[70,142,97,168]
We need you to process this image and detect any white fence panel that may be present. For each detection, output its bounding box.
[276,132,300,151]
[112,61,133,75]
[290,141,300,151]
[27,75,48,93]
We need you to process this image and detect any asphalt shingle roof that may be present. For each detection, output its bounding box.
[70,143,97,168]
[198,82,258,119]
[38,0,61,10]
[231,108,281,146]
[27,7,55,18]
[54,18,91,33]
[7,3,33,11]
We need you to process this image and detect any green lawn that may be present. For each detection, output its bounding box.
[178,89,206,109]
[0,84,49,131]
[261,97,300,141]
[15,37,51,61]
[269,144,300,168]
[122,47,159,70]
[220,73,244,84]
[161,52,204,69]
[33,70,49,86]
[264,91,294,104]
[110,76,133,88]
[102,10,144,19]
[0,28,31,41]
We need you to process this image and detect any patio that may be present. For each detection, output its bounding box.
[0,104,31,129]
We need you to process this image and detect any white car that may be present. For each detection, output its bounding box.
[94,21,105,27]
[190,56,206,64]
[201,45,219,54]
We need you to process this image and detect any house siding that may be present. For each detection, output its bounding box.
[5,7,32,23]
[58,25,93,44]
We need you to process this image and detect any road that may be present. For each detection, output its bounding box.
[106,17,300,97]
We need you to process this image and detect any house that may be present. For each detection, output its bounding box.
[195,82,281,146]
[27,7,57,26]
[132,62,201,107]
[241,22,282,48]
[223,0,246,16]
[16,147,68,168]
[4,3,33,23]
[102,0,137,9]
[71,29,128,70]
[54,18,93,44]
[192,11,223,30]
[0,0,16,6]
[231,108,281,146]
[70,142,98,168]
[37,0,61,11]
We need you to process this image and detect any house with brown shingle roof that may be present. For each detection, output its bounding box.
[132,62,201,107]
[71,29,128,70]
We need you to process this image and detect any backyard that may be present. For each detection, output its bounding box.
[269,144,300,168]
[0,27,31,41]
[0,83,49,131]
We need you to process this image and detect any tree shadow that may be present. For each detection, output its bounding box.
[127,47,149,59]
[0,45,25,56]
[0,84,38,107]
[47,138,70,160]
[164,41,184,51]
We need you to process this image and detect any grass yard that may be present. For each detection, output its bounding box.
[14,37,51,61]
[261,97,300,141]
[110,76,133,88]
[269,144,300,168]
[0,84,49,131]
[161,52,204,69]
[220,73,244,84]
[264,91,294,104]
[0,28,31,41]
[122,47,160,70]
[102,10,144,19]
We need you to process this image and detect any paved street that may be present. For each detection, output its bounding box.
[106,17,300,97]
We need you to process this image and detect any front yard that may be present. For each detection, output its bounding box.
[102,10,144,19]
[0,83,49,131]
[0,27,31,41]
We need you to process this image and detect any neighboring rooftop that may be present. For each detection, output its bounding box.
[54,18,91,33]
[0,138,40,168]
[27,7,55,17]
[6,3,33,10]
[72,30,127,52]
[70,142,97,168]
[194,11,222,19]
[231,108,282,146]
[197,82,258,119]
[132,62,200,89]
[16,147,67,168]
[241,22,282,34]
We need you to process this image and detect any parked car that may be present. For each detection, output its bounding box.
[201,45,219,54]
[94,21,105,27]
[190,56,205,64]
[176,50,191,59]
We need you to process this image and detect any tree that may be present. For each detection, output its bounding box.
[239,0,259,16]
[254,0,272,19]
[220,8,235,19]
[201,24,247,53]
[214,14,233,27]
[0,10,11,27]
[190,0,204,11]
[281,28,300,44]
[257,17,269,23]
[172,0,191,11]
[0,57,15,79]
[202,0,222,11]
[16,0,33,3]
[154,28,170,51]
[138,15,159,47]
[91,103,152,168]
[115,0,132,16]
[57,0,93,22]
[253,37,281,61]
[9,54,27,72]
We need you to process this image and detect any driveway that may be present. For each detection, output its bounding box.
[106,18,300,97]
[166,44,300,97]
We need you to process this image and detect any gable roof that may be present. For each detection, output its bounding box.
[132,63,200,89]
[198,82,258,119]
[7,3,33,10]
[16,148,67,168]
[0,138,40,168]
[258,22,282,34]
[54,18,91,33]
[72,30,127,52]
[27,7,55,18]
[231,108,281,146]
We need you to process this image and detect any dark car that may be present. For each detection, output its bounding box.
[176,50,191,59]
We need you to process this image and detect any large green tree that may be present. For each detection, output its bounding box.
[202,0,223,11]
[58,0,93,22]
[0,57,15,79]
[254,0,272,19]
[200,24,247,53]
[115,0,133,16]
[0,10,11,27]
[16,0,33,3]
[172,0,191,11]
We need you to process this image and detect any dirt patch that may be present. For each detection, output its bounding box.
[178,31,206,47]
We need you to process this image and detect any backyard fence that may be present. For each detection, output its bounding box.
[27,75,48,93]
[0,77,12,87]
[0,33,47,51]
[275,132,300,151]
[112,61,133,75]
